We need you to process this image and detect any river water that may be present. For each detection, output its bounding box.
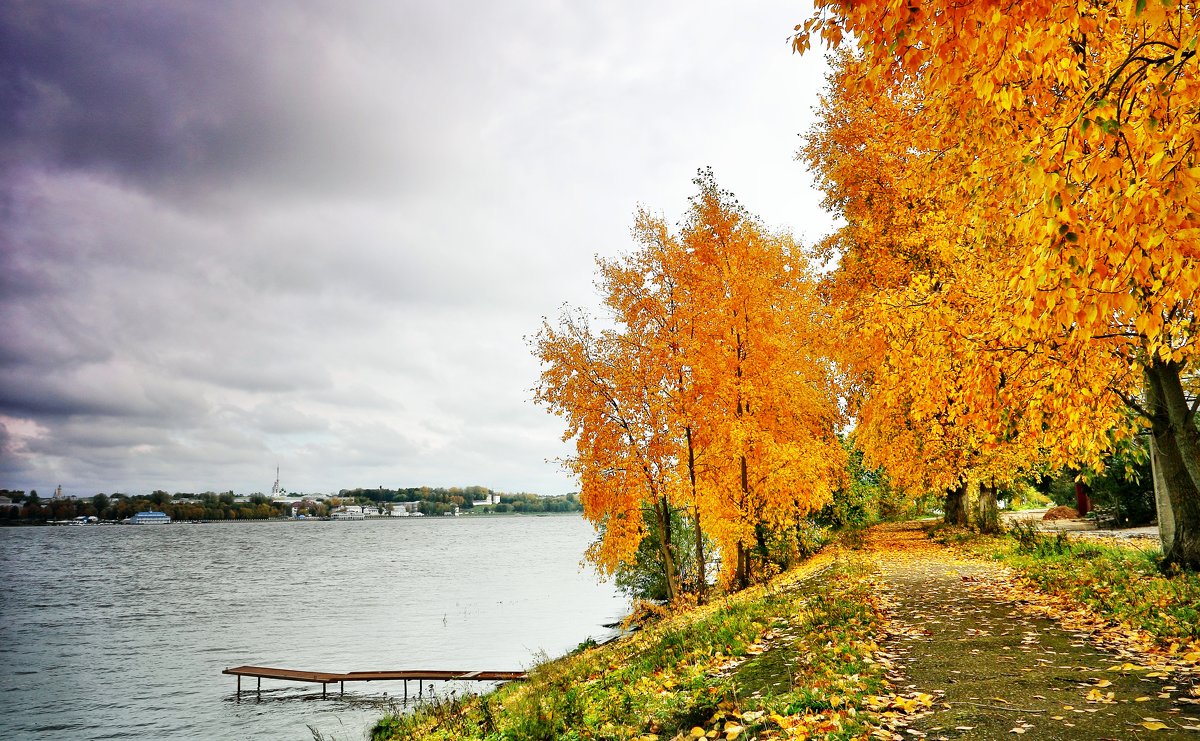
[0,515,626,740]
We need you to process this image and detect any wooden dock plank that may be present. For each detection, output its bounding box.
[224,665,526,688]
[223,665,343,683]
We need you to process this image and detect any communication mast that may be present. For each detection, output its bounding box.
[271,466,282,496]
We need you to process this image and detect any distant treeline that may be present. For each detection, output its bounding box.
[339,486,583,514]
[0,490,290,522]
[0,486,582,522]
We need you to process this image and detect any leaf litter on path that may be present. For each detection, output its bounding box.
[860,522,1200,739]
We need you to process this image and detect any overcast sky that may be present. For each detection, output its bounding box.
[0,1,835,497]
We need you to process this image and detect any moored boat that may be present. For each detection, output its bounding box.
[126,511,172,524]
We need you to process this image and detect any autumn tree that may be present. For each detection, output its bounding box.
[802,54,1050,533]
[597,211,714,600]
[797,2,1200,565]
[535,172,845,595]
[672,171,845,588]
[534,309,686,601]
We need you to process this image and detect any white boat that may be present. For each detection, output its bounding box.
[127,511,171,524]
[330,510,365,521]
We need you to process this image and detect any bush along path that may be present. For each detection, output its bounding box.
[864,522,1200,740]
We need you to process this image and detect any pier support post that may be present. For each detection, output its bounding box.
[236,675,241,696]
[322,682,327,699]
[257,676,261,700]
[403,680,407,704]
[340,680,344,697]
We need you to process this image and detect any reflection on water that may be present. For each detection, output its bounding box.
[0,515,625,740]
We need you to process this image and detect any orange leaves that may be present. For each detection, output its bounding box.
[798,0,1200,503]
[676,171,846,584]
[535,172,845,592]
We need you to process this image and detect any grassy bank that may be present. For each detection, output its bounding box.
[372,551,909,741]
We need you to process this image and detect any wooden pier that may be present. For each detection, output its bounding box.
[223,665,527,701]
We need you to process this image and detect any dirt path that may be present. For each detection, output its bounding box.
[864,522,1200,740]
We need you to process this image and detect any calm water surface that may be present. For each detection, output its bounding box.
[0,515,626,740]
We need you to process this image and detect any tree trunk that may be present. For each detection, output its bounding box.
[977,481,1001,534]
[734,454,751,590]
[1150,427,1200,570]
[692,510,707,604]
[1152,359,1200,489]
[735,541,750,591]
[686,426,707,603]
[652,495,679,602]
[1074,480,1092,517]
[1150,435,1176,553]
[754,522,770,573]
[944,484,968,526]
[1145,363,1200,570]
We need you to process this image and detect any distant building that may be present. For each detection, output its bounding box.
[0,496,18,510]
[473,493,501,506]
[288,499,318,517]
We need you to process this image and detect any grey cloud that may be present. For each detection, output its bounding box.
[243,402,330,437]
[0,360,209,419]
[2,2,258,185]
[0,1,443,203]
[0,1,834,497]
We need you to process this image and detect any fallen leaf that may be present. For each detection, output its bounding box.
[1141,721,1169,731]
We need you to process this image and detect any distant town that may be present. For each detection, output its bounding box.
[0,484,582,524]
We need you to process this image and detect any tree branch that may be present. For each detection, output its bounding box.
[1111,387,1151,420]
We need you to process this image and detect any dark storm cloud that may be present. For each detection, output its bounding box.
[1,2,258,186]
[0,0,444,202]
[0,361,210,419]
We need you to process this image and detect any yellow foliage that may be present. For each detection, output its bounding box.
[798,0,1199,494]
[534,172,845,593]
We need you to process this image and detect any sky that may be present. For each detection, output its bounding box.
[0,1,836,497]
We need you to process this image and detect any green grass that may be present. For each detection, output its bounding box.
[370,554,893,740]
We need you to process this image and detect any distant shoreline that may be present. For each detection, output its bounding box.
[0,510,584,527]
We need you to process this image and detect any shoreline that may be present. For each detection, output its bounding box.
[0,511,586,527]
